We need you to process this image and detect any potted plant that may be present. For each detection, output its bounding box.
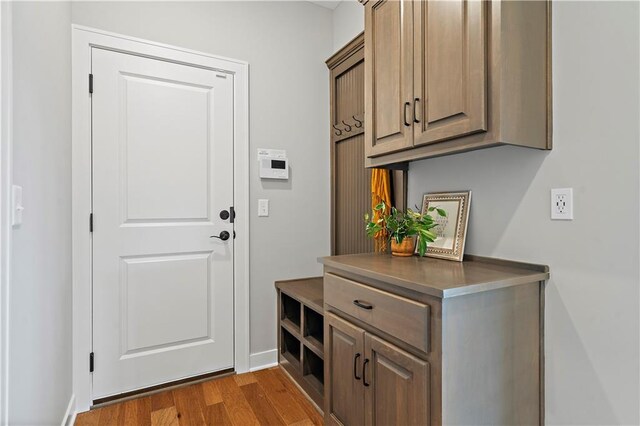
[365,203,446,257]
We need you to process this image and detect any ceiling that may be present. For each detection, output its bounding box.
[307,0,342,10]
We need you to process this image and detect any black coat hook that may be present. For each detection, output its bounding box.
[342,120,352,132]
[332,124,342,136]
[353,115,363,128]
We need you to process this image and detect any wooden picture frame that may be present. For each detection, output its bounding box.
[419,191,471,262]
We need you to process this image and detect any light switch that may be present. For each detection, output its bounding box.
[12,185,24,226]
[258,199,269,217]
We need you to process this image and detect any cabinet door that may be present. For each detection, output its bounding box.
[325,313,365,426]
[364,334,430,426]
[364,0,414,157]
[413,0,487,146]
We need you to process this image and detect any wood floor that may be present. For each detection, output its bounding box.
[75,367,323,426]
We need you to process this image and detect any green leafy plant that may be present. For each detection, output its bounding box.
[365,203,447,256]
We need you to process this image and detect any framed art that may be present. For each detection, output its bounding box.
[419,191,471,261]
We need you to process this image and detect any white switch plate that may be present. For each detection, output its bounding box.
[551,188,573,220]
[258,199,269,217]
[11,185,24,226]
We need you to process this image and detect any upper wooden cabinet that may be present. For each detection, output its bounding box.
[364,0,552,167]
[413,0,487,146]
[364,0,413,157]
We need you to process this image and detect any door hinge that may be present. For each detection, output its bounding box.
[229,206,235,224]
[89,352,94,372]
[89,213,93,232]
[89,74,93,94]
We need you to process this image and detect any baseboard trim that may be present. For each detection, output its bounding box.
[62,394,76,426]
[249,349,278,372]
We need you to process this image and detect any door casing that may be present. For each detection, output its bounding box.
[71,25,250,412]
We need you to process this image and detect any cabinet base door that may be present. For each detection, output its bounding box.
[413,0,487,146]
[325,313,365,426]
[364,334,430,426]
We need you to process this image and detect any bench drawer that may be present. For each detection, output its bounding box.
[324,273,430,353]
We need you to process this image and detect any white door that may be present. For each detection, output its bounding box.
[91,47,235,398]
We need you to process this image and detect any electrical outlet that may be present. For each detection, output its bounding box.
[551,188,573,220]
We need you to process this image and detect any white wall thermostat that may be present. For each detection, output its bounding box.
[258,148,289,180]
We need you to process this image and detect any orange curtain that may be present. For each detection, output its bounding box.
[371,168,392,253]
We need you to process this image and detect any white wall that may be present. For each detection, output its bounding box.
[9,2,73,424]
[332,0,363,52]
[71,1,333,360]
[333,1,639,424]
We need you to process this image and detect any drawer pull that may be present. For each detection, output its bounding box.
[354,353,362,380]
[353,300,373,310]
[363,358,370,387]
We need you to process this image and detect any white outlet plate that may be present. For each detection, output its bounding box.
[258,199,269,217]
[551,188,573,220]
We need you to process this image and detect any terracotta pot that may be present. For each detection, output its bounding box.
[390,236,416,257]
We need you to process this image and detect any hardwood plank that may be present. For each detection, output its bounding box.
[98,403,124,425]
[74,408,101,426]
[272,369,323,426]
[150,390,175,412]
[75,371,321,426]
[253,368,308,425]
[172,384,207,426]
[123,397,152,426]
[205,403,233,426]
[289,420,316,426]
[233,372,257,387]
[240,382,286,426]
[151,407,179,426]
[201,380,223,406]
[215,376,260,426]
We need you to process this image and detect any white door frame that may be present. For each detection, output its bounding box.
[0,3,12,424]
[71,25,250,412]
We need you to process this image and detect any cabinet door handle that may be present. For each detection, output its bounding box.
[354,353,362,380]
[363,358,370,387]
[413,98,421,123]
[353,300,373,310]
[403,102,411,126]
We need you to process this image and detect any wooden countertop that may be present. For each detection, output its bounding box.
[319,253,549,299]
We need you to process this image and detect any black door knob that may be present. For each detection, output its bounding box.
[220,210,230,220]
[210,231,230,241]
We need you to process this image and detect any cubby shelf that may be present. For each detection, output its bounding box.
[275,277,324,413]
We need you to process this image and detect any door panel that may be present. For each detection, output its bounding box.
[122,253,210,353]
[325,313,365,426]
[413,0,487,145]
[92,47,234,398]
[365,334,430,426]
[365,0,413,157]
[122,74,211,221]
